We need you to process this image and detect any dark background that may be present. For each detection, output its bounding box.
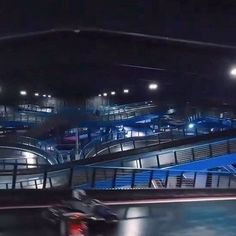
[0,0,235,106]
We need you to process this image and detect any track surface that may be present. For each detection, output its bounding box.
[1,200,236,236]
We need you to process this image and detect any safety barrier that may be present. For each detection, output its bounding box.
[0,136,234,189]
[104,137,236,169]
[0,112,47,124]
[100,101,153,115]
[99,104,158,121]
[80,127,230,159]
[1,164,236,190]
[0,142,57,168]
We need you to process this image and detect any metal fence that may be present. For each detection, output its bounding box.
[1,164,236,190]
[79,127,231,159]
[0,112,47,124]
[108,137,236,169]
[0,136,235,189]
[99,104,158,121]
[0,141,57,168]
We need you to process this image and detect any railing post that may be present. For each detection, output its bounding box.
[148,170,154,188]
[26,158,28,169]
[34,180,38,189]
[193,172,197,187]
[120,143,123,152]
[209,144,213,157]
[228,175,231,188]
[157,133,161,144]
[139,158,142,168]
[3,160,5,170]
[156,155,160,168]
[179,172,183,188]
[43,170,48,189]
[68,167,74,188]
[191,148,195,161]
[182,128,186,137]
[217,175,220,188]
[174,151,178,165]
[12,164,17,189]
[165,171,169,188]
[112,169,117,188]
[91,169,96,188]
[133,140,136,149]
[131,170,136,188]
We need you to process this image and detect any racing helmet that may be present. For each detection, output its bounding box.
[72,189,86,200]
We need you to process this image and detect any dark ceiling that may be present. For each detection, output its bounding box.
[0,1,236,105]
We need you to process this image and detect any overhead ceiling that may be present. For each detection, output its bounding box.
[0,1,235,105]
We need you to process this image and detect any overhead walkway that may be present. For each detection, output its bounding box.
[0,102,157,136]
[97,100,154,115]
[26,104,161,138]
[0,111,51,125]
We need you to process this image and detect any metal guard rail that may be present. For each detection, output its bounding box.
[80,127,230,159]
[1,164,236,190]
[116,137,236,169]
[99,105,158,121]
[0,136,235,189]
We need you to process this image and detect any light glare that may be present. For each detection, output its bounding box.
[103,93,107,97]
[20,90,27,96]
[123,89,129,94]
[149,83,158,90]
[34,93,39,97]
[230,68,236,77]
[188,123,195,129]
[111,91,116,95]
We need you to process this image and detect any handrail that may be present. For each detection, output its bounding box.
[0,135,233,175]
[80,126,231,159]
[0,142,57,165]
[0,134,236,189]
[1,162,236,190]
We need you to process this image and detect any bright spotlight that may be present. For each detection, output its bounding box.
[111,91,116,95]
[43,94,47,97]
[34,92,39,97]
[149,83,158,90]
[98,94,102,97]
[20,90,27,96]
[47,95,51,98]
[103,93,107,97]
[230,68,236,77]
[123,89,129,94]
[188,123,195,129]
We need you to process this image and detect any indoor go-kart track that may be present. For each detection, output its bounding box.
[1,198,236,236]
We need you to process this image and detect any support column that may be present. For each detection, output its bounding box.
[75,128,80,160]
